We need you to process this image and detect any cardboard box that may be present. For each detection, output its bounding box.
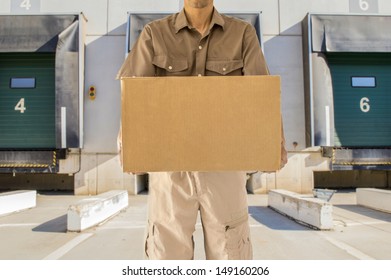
[120,75,281,172]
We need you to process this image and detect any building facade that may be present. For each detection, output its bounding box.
[1,0,391,195]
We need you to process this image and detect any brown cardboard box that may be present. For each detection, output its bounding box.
[120,75,281,172]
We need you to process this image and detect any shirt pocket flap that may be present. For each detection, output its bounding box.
[152,56,188,72]
[206,59,244,75]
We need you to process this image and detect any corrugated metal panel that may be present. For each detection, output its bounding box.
[328,53,391,147]
[0,53,55,148]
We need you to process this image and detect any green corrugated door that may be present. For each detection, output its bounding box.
[0,53,55,148]
[327,53,391,147]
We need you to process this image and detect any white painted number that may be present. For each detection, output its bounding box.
[15,98,26,113]
[360,97,370,113]
[20,0,32,10]
[359,0,369,11]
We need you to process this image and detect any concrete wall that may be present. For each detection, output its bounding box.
[3,0,389,194]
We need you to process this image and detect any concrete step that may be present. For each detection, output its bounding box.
[268,189,333,230]
[357,188,391,213]
[0,190,37,216]
[67,190,129,232]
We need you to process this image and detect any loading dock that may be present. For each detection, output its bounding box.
[302,14,391,171]
[0,14,86,177]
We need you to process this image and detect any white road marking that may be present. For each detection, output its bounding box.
[42,233,93,260]
[318,232,375,260]
[100,225,146,230]
[0,223,39,228]
[249,224,266,228]
[345,221,390,227]
[99,223,267,230]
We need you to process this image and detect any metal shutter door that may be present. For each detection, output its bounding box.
[0,53,55,148]
[328,53,391,147]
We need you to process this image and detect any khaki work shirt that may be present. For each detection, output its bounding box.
[117,8,269,78]
[117,8,287,168]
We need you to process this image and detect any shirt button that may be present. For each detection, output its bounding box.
[198,45,202,50]
[168,66,173,70]
[222,67,226,72]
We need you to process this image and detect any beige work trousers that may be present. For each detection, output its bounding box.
[145,171,252,260]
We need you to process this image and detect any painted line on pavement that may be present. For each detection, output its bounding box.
[100,225,146,230]
[98,223,266,230]
[318,232,375,260]
[345,221,390,227]
[42,233,93,260]
[0,223,39,228]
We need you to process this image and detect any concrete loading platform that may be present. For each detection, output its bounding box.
[67,190,128,232]
[268,189,334,230]
[0,189,391,260]
[357,188,391,213]
[0,190,129,233]
[0,190,36,216]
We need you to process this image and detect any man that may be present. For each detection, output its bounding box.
[117,0,287,260]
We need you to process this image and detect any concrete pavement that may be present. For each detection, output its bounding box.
[0,190,391,260]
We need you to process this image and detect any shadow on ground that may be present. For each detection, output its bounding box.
[249,206,312,231]
[32,214,67,233]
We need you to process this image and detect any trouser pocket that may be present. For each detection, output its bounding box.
[224,214,252,260]
[145,220,194,260]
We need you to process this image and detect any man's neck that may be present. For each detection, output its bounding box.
[184,4,214,35]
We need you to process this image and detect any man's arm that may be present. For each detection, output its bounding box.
[116,24,156,78]
[242,24,269,76]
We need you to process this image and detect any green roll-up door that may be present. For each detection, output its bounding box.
[0,53,55,148]
[328,53,391,147]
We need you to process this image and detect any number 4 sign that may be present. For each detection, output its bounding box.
[20,0,32,10]
[11,0,40,13]
[15,98,27,114]
[349,0,379,13]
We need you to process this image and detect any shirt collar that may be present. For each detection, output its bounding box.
[174,7,225,33]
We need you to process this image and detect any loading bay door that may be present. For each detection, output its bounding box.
[328,53,391,147]
[0,53,56,148]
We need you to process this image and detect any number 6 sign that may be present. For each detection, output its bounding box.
[360,97,370,113]
[349,0,378,13]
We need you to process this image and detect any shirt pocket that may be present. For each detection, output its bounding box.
[205,59,244,76]
[152,55,189,76]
